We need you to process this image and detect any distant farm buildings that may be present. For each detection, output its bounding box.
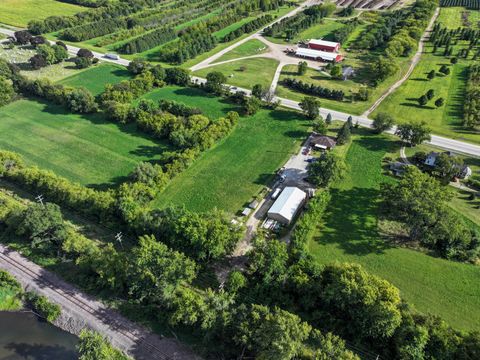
[308,39,340,52]
[295,48,343,62]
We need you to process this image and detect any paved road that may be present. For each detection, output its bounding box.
[363,7,440,116]
[0,244,199,360]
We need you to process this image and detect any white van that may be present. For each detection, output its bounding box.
[105,53,120,60]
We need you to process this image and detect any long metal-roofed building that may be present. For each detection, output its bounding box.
[295,48,343,62]
[267,187,307,225]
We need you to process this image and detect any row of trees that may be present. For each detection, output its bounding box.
[464,63,480,128]
[116,27,176,54]
[222,14,274,42]
[282,78,345,101]
[60,18,128,42]
[263,3,336,39]
[158,31,217,64]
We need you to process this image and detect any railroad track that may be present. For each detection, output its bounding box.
[0,249,176,360]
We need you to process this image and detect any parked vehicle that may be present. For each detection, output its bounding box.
[105,53,120,60]
[271,188,282,199]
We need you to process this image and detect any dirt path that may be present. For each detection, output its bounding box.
[0,244,199,360]
[363,7,440,117]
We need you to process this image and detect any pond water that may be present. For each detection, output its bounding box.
[0,311,78,360]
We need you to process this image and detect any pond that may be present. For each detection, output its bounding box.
[0,311,78,359]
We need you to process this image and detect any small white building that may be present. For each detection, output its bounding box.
[267,187,307,225]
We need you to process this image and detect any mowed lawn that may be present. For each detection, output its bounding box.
[194,57,279,90]
[60,64,132,96]
[308,132,480,331]
[0,100,170,187]
[142,86,309,213]
[214,39,270,63]
[0,0,84,27]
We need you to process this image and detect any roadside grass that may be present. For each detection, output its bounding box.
[194,57,279,90]
[276,57,411,114]
[0,0,84,27]
[59,64,132,96]
[0,99,171,187]
[373,7,480,145]
[213,39,270,63]
[308,130,480,331]
[141,86,309,213]
[0,44,83,82]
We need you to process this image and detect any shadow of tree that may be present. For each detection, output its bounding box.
[4,342,77,360]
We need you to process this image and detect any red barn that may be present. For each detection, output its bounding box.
[308,39,340,53]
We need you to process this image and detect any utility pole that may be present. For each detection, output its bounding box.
[115,232,123,249]
[35,194,44,206]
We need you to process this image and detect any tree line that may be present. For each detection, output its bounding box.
[116,27,176,54]
[464,63,480,129]
[222,14,274,42]
[282,78,345,101]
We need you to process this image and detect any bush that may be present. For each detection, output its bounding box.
[25,292,61,322]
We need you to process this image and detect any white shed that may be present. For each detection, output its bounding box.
[267,187,307,225]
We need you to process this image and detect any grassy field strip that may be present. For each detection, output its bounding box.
[59,64,132,96]
[0,99,170,186]
[213,39,270,63]
[0,0,84,27]
[194,57,280,90]
[308,132,480,331]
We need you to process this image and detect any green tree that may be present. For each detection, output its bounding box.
[307,330,360,359]
[418,94,429,106]
[308,152,346,187]
[330,64,342,79]
[427,70,436,80]
[313,118,328,135]
[369,56,399,85]
[298,61,308,75]
[248,237,288,286]
[235,304,312,359]
[74,56,92,69]
[52,44,68,63]
[395,121,431,146]
[243,96,262,115]
[0,77,14,107]
[37,44,57,65]
[299,96,320,119]
[12,202,68,254]
[77,330,131,360]
[205,71,226,95]
[336,122,351,145]
[66,87,97,113]
[450,57,458,64]
[319,263,402,339]
[252,83,264,99]
[372,112,395,133]
[431,152,463,183]
[128,235,197,303]
[434,97,444,107]
[426,89,435,100]
[325,113,333,125]
[128,58,149,74]
[439,65,450,75]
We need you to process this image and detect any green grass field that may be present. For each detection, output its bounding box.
[0,0,84,27]
[265,19,346,45]
[141,86,309,213]
[194,57,279,90]
[437,7,480,29]
[59,64,132,96]
[0,287,22,311]
[373,7,480,144]
[213,39,270,63]
[0,100,170,187]
[308,131,480,331]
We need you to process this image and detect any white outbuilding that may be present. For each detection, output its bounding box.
[267,187,307,225]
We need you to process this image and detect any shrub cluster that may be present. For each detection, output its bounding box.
[282,78,345,100]
[25,292,61,322]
